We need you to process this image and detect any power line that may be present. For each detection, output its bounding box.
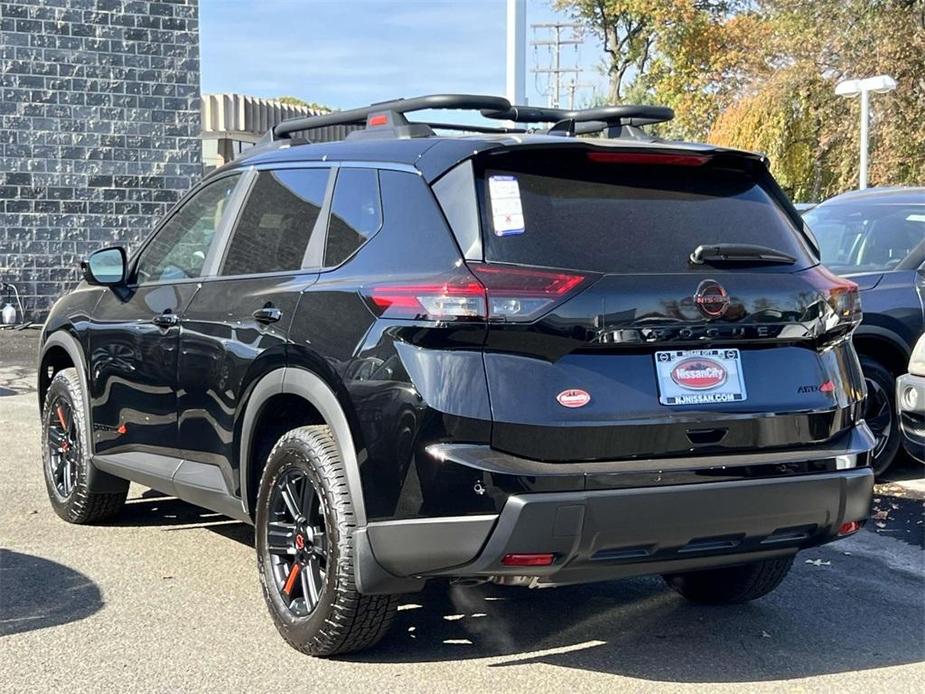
[531,21,585,109]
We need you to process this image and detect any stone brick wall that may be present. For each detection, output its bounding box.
[0,0,200,321]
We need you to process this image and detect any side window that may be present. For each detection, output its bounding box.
[135,174,240,283]
[221,168,330,276]
[325,168,382,267]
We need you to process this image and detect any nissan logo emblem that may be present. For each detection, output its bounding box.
[694,279,730,318]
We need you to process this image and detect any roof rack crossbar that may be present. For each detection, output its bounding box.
[272,94,512,139]
[481,104,674,128]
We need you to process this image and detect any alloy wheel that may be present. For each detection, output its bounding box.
[864,375,893,461]
[46,397,79,499]
[266,469,328,617]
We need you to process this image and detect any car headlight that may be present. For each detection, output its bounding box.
[910,334,925,377]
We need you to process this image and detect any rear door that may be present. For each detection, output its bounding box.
[176,166,330,493]
[463,147,864,461]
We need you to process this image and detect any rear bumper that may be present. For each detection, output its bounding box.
[357,463,874,594]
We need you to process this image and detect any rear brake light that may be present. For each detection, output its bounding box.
[469,263,587,322]
[364,264,589,323]
[366,268,486,321]
[586,151,711,166]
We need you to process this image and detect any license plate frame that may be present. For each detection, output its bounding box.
[655,348,747,406]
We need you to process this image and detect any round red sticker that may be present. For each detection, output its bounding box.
[557,389,591,408]
[670,358,727,390]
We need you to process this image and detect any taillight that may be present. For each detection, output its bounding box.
[469,263,588,322]
[363,263,590,323]
[365,267,486,321]
[805,265,862,337]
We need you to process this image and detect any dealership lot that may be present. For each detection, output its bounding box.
[1,335,923,693]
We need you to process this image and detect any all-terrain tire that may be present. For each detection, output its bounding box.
[663,556,794,604]
[255,425,398,656]
[41,368,128,524]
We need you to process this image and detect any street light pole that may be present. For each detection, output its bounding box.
[859,88,869,189]
[505,0,526,106]
[835,75,897,190]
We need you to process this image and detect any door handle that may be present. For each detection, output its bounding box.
[151,311,179,328]
[253,307,282,324]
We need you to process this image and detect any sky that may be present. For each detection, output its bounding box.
[199,0,608,115]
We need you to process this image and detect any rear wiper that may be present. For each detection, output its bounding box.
[689,244,797,266]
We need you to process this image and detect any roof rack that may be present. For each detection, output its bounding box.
[264,93,672,143]
[481,104,674,138]
[270,94,511,140]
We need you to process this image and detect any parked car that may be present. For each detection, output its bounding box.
[38,94,874,657]
[803,187,925,475]
[897,333,925,463]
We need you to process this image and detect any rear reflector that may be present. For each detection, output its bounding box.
[586,151,711,166]
[838,521,861,536]
[368,113,389,127]
[501,553,555,567]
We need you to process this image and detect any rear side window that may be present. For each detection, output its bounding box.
[221,168,329,276]
[325,168,382,267]
[477,152,812,274]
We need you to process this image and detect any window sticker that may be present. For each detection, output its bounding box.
[488,175,525,236]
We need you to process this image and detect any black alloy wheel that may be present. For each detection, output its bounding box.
[864,375,893,461]
[860,356,902,477]
[45,395,80,500]
[266,468,329,617]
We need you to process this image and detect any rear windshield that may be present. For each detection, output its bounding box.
[476,151,812,273]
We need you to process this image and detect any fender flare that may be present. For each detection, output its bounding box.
[239,367,367,526]
[40,331,95,455]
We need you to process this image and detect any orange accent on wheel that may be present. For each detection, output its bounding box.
[282,562,301,596]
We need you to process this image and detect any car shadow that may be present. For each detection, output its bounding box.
[349,556,924,682]
[110,494,923,681]
[118,490,254,547]
[0,550,103,637]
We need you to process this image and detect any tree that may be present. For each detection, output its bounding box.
[559,0,925,198]
[276,96,330,112]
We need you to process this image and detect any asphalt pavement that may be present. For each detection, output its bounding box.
[1,330,923,693]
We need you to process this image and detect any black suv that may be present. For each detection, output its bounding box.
[38,95,875,656]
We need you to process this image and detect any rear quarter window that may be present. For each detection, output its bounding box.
[477,151,812,274]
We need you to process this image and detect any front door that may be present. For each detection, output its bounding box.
[176,166,330,496]
[88,173,243,458]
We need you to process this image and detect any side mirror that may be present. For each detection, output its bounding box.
[82,247,127,286]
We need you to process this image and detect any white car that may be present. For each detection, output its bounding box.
[897,333,925,463]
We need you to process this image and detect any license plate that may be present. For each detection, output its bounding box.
[655,349,747,406]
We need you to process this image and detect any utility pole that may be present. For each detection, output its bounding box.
[531,22,583,108]
[505,0,526,106]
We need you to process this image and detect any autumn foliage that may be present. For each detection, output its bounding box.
[557,0,925,200]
